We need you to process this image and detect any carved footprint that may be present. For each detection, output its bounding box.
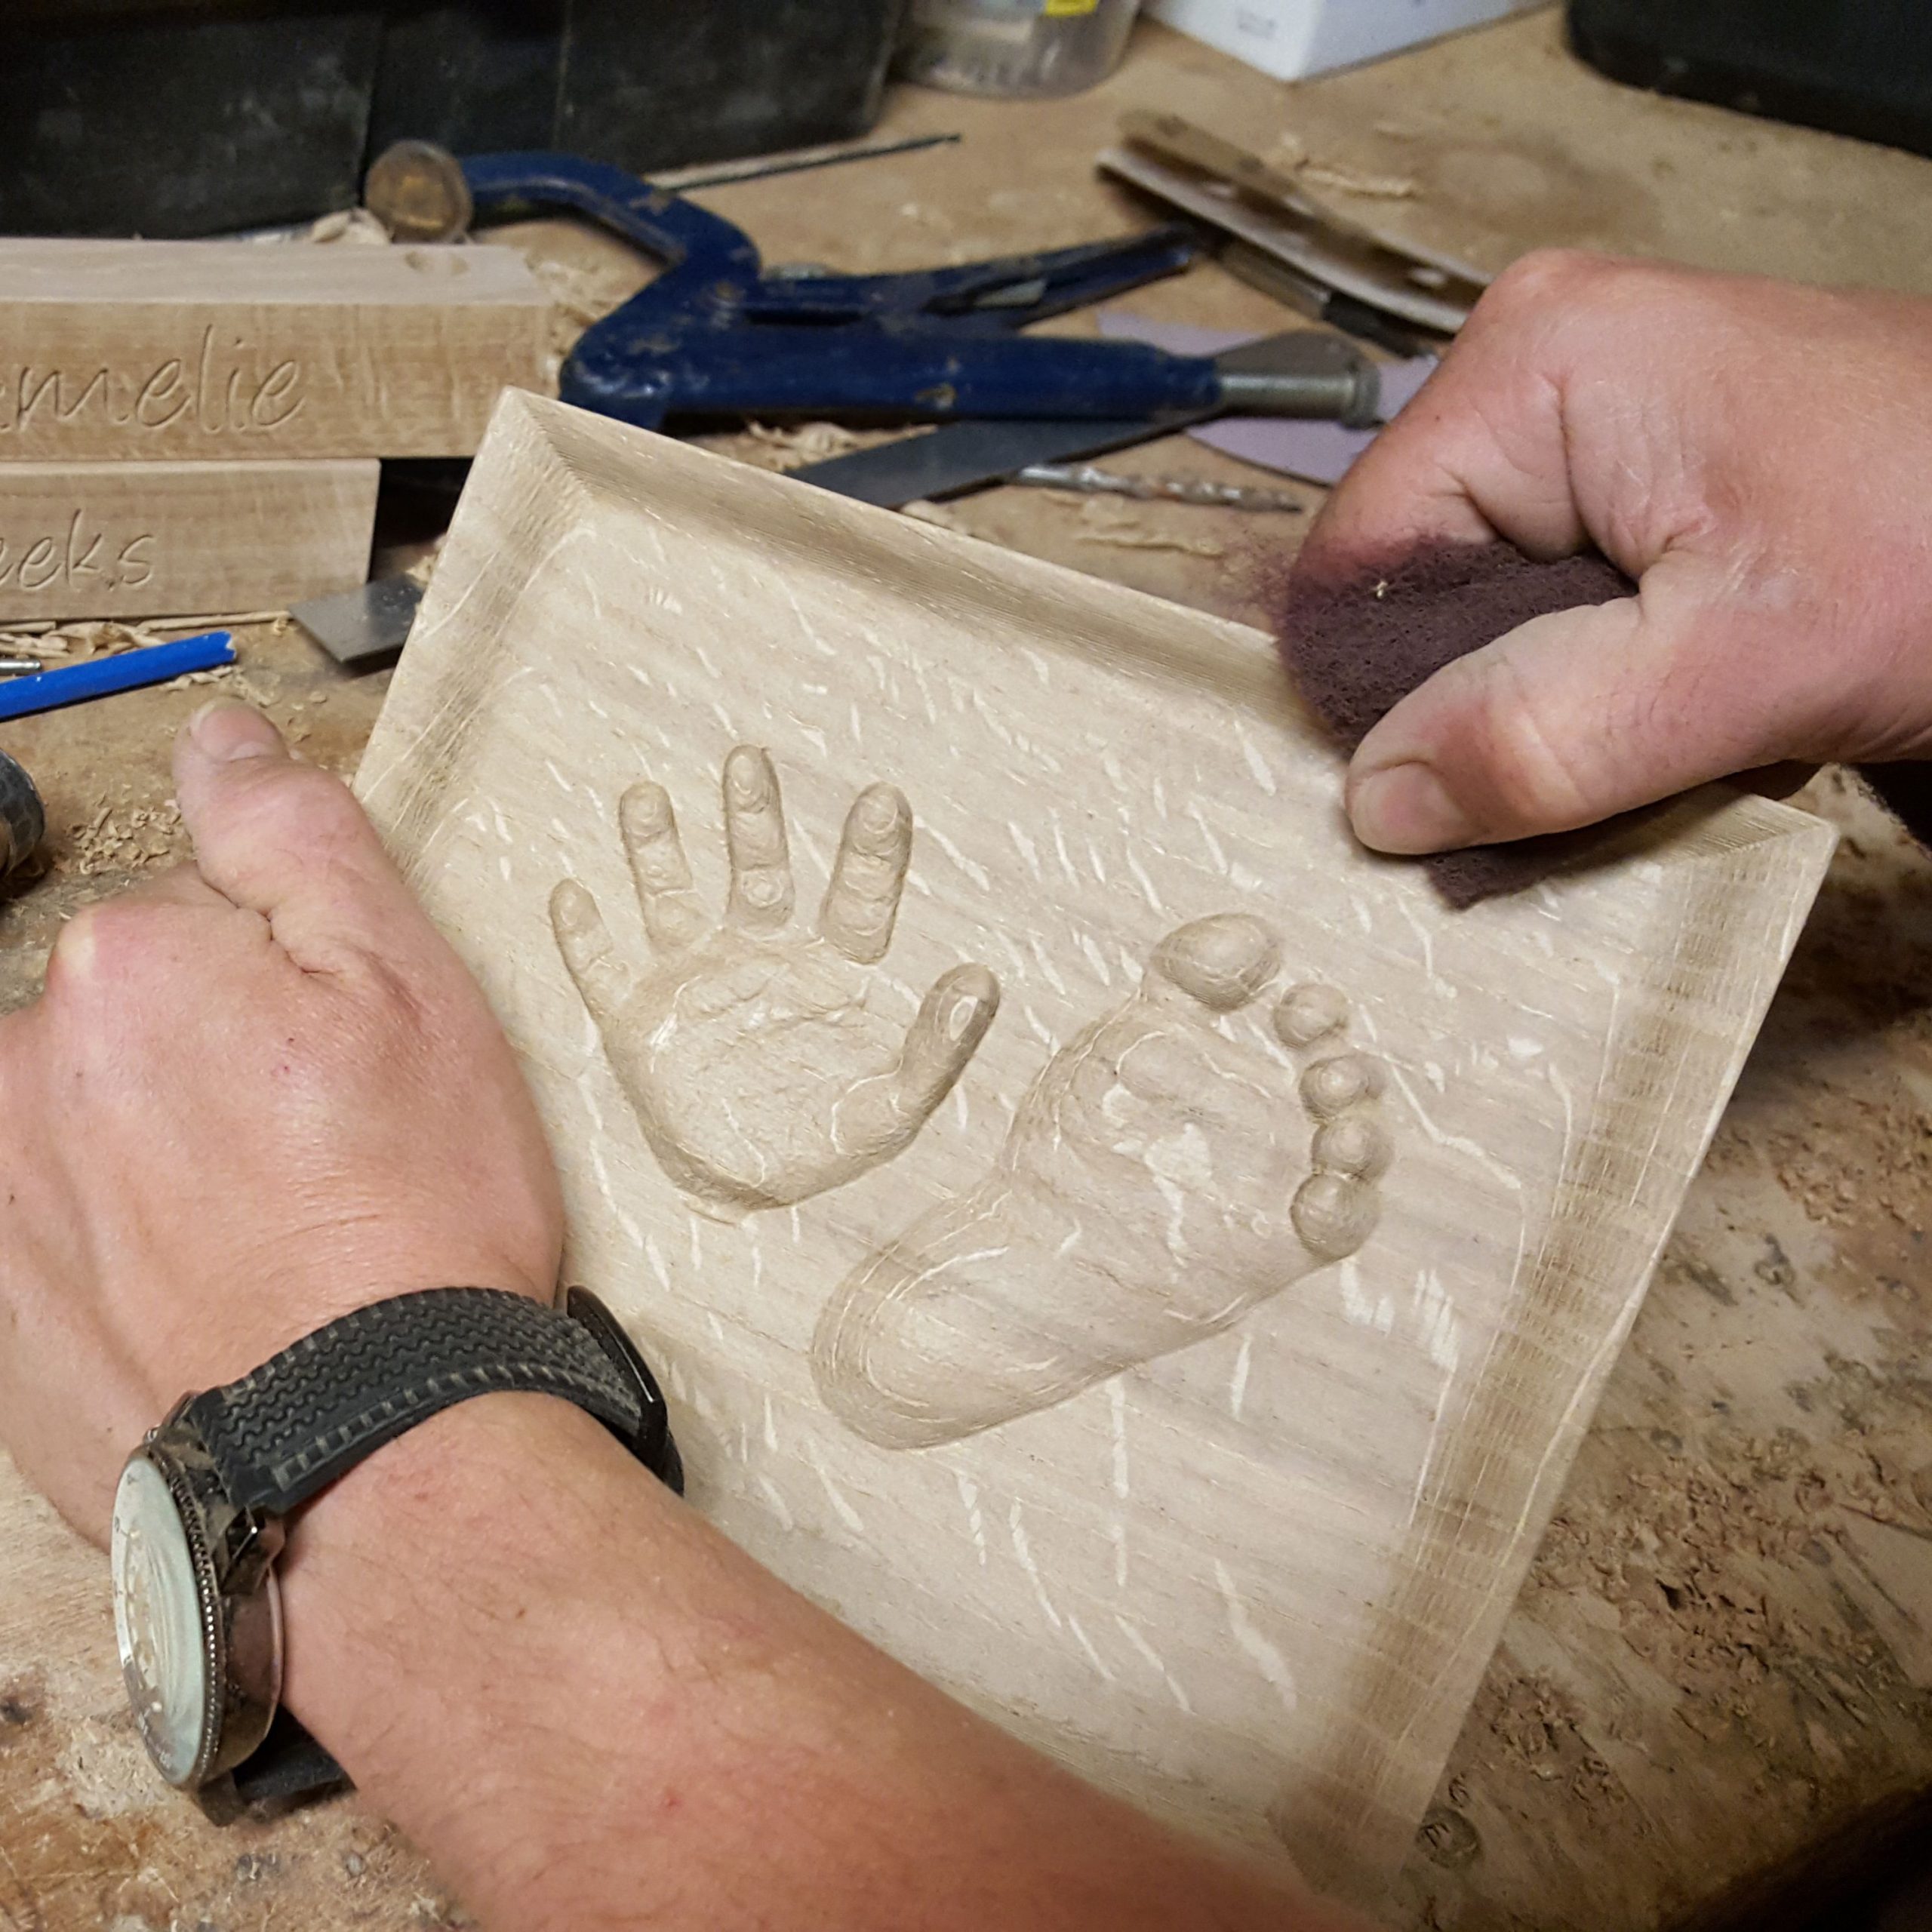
[552,746,1000,1218]
[812,912,1391,1447]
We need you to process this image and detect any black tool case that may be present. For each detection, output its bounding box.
[1568,0,1932,159]
[0,0,906,237]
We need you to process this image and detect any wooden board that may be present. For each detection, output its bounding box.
[0,240,549,461]
[0,461,377,620]
[4,20,1927,1928]
[356,392,1835,1909]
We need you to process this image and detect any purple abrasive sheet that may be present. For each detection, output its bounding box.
[1097,310,1437,486]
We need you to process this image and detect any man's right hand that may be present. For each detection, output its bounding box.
[1293,251,1932,855]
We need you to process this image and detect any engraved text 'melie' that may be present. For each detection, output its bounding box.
[0,327,306,439]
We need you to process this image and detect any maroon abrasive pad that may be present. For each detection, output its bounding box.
[1276,539,1932,907]
[1274,540,1638,907]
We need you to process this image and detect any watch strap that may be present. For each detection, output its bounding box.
[226,1707,349,1812]
[186,1287,677,1514]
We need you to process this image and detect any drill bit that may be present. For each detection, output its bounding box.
[1014,463,1306,512]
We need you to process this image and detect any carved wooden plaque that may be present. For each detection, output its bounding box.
[0,461,377,620]
[358,394,1835,1906]
[0,240,548,461]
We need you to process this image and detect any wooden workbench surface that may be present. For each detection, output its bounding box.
[4,13,1931,1928]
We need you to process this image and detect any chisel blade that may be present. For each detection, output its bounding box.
[290,577,425,666]
[789,416,1192,509]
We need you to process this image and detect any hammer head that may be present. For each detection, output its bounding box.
[0,750,45,883]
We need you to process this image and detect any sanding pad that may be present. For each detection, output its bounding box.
[1275,541,1638,906]
[1275,539,1929,905]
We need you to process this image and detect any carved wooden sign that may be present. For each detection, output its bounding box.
[0,462,377,620]
[358,395,1835,1907]
[0,241,549,460]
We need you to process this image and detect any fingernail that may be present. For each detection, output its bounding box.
[1349,762,1478,854]
[188,700,283,763]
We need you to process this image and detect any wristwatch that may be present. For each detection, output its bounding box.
[109,1285,681,1817]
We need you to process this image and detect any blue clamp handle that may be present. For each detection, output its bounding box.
[463,152,1224,431]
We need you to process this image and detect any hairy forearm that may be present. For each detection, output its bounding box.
[278,1393,1360,1932]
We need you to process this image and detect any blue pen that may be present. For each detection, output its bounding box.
[0,632,235,724]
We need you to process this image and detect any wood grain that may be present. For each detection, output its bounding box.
[2,20,1926,1925]
[354,392,1835,1910]
[0,460,377,620]
[0,240,549,460]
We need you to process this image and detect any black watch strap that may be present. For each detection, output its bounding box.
[228,1707,350,1811]
[183,1287,678,1815]
[186,1286,681,1515]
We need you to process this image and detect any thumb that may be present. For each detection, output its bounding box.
[1343,562,1830,852]
[172,700,431,965]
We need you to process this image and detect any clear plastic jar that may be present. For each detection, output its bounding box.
[898,0,1141,98]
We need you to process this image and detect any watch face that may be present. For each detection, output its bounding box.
[112,1455,214,1787]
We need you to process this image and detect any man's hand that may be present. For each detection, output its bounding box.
[0,702,1364,1932]
[0,700,561,1535]
[1294,251,1932,854]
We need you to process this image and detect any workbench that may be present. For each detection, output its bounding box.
[3,14,1931,1929]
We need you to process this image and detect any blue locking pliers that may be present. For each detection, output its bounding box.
[462,152,1371,432]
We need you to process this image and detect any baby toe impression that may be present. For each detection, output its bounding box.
[1302,1052,1385,1118]
[1275,982,1348,1048]
[1312,1112,1392,1180]
[1149,912,1281,1011]
[1292,1173,1380,1260]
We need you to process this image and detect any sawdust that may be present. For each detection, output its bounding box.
[1272,131,1419,200]
[0,1637,450,1929]
[521,255,626,380]
[53,1710,157,1821]
[701,420,921,474]
[1478,1670,1620,1804]
[254,208,392,248]
[1526,1375,1932,1758]
[0,613,285,662]
[1704,795,1932,1252]
[899,497,971,533]
[1759,1086,1932,1232]
[0,620,154,661]
[1395,773,1932,1932]
[65,798,186,878]
[1072,494,1225,557]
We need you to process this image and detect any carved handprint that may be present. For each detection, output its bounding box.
[550,746,1000,1218]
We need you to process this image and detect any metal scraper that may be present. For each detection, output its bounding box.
[289,578,425,667]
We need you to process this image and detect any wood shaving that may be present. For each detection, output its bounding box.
[525,254,623,331]
[1304,161,1418,199]
[713,420,921,473]
[65,798,186,878]
[0,620,156,661]
[160,663,244,694]
[1271,131,1418,199]
[254,207,393,248]
[1073,496,1223,558]
[898,498,971,533]
[748,421,874,468]
[0,611,280,663]
[145,610,289,632]
[305,208,392,247]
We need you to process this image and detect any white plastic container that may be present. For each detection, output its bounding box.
[900,0,1143,97]
[1147,0,1546,80]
